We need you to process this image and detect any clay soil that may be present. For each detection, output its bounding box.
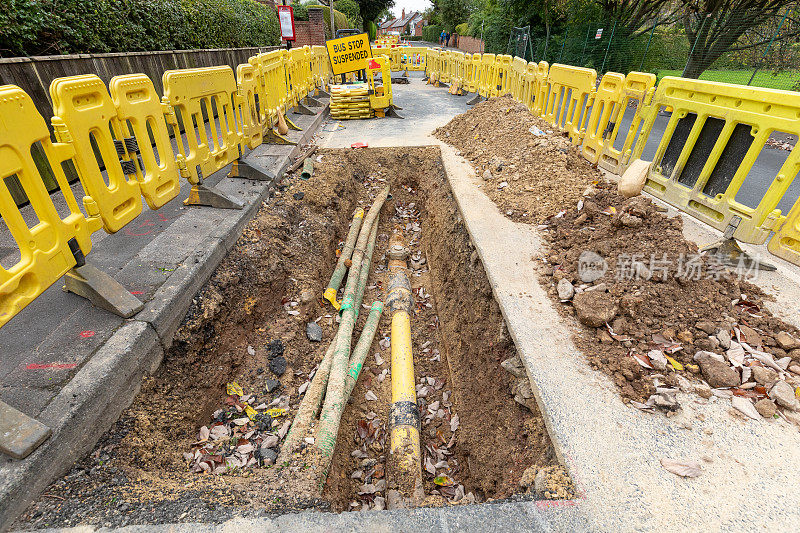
[434,96,800,413]
[17,146,565,530]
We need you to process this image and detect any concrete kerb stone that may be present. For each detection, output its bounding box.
[0,102,329,531]
[0,321,162,532]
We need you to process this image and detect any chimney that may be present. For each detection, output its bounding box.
[402,9,405,18]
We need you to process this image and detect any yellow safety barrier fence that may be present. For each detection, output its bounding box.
[596,72,656,175]
[582,72,626,165]
[1,43,333,328]
[162,66,243,187]
[0,86,100,328]
[540,63,596,145]
[400,47,427,72]
[632,77,800,245]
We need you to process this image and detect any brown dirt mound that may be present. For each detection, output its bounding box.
[434,95,602,223]
[435,95,800,417]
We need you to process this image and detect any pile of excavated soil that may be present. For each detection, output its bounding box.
[434,95,602,223]
[435,96,800,422]
[17,147,569,530]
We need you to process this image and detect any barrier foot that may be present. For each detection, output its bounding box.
[316,88,331,98]
[64,263,144,318]
[0,400,52,459]
[184,183,244,210]
[467,93,483,105]
[264,128,296,145]
[293,102,315,115]
[228,159,276,182]
[305,95,323,107]
[386,105,404,119]
[285,115,302,130]
[700,216,777,271]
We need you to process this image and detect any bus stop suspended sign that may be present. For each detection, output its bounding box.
[326,33,372,75]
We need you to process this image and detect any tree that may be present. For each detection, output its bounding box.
[435,0,478,31]
[334,0,361,26]
[595,0,683,38]
[358,0,395,25]
[680,0,800,78]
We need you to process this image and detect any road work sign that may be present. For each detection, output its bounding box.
[326,33,372,75]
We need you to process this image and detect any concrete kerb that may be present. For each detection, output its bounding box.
[0,103,329,532]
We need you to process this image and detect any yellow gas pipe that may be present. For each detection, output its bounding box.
[386,228,423,505]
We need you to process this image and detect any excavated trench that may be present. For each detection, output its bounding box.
[17,147,570,529]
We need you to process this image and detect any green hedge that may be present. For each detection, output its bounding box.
[422,25,442,43]
[0,0,281,57]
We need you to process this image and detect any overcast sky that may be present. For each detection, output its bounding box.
[390,0,432,18]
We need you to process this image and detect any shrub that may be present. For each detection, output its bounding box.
[454,22,468,36]
[366,20,377,41]
[0,0,281,57]
[422,24,442,43]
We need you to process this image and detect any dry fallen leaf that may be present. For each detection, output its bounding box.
[660,458,702,478]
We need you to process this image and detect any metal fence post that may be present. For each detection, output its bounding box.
[748,5,793,86]
[579,24,591,66]
[600,20,616,74]
[639,22,656,72]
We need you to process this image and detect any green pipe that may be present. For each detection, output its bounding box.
[344,301,384,399]
[324,208,364,309]
[315,187,389,475]
[301,158,315,180]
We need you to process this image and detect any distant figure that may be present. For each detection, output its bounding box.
[440,30,445,45]
[445,32,450,47]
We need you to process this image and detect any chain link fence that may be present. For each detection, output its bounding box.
[500,9,800,91]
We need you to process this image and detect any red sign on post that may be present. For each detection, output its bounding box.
[277,5,296,41]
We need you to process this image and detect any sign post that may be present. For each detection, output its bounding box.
[277,5,296,50]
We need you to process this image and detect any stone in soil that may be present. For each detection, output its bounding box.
[754,398,777,418]
[695,352,739,388]
[259,447,278,465]
[269,356,287,376]
[306,321,323,342]
[752,366,778,386]
[776,331,800,351]
[769,381,800,411]
[572,291,617,327]
[265,379,282,393]
[557,279,575,300]
[268,339,284,359]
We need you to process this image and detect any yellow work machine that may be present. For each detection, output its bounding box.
[329,56,403,120]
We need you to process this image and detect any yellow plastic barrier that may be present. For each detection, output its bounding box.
[582,72,626,164]
[162,66,242,185]
[510,56,528,101]
[311,45,331,92]
[633,77,800,244]
[49,75,144,233]
[531,61,549,116]
[439,51,451,84]
[400,46,427,71]
[463,53,480,93]
[236,63,265,149]
[252,49,289,126]
[494,55,512,97]
[0,85,100,328]
[425,48,440,80]
[595,71,656,174]
[478,53,496,98]
[770,197,800,265]
[540,63,596,145]
[108,73,182,209]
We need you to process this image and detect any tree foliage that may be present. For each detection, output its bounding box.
[358,0,395,25]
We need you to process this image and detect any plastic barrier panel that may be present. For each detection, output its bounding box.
[532,61,549,116]
[108,74,182,209]
[633,77,800,244]
[439,51,451,84]
[511,56,528,102]
[463,54,480,93]
[0,85,100,327]
[770,197,800,265]
[400,47,427,71]
[494,55,512,97]
[49,75,143,233]
[162,66,242,184]
[541,63,596,145]
[596,72,656,174]
[478,53,496,98]
[582,72,625,164]
[252,49,290,126]
[236,63,265,149]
